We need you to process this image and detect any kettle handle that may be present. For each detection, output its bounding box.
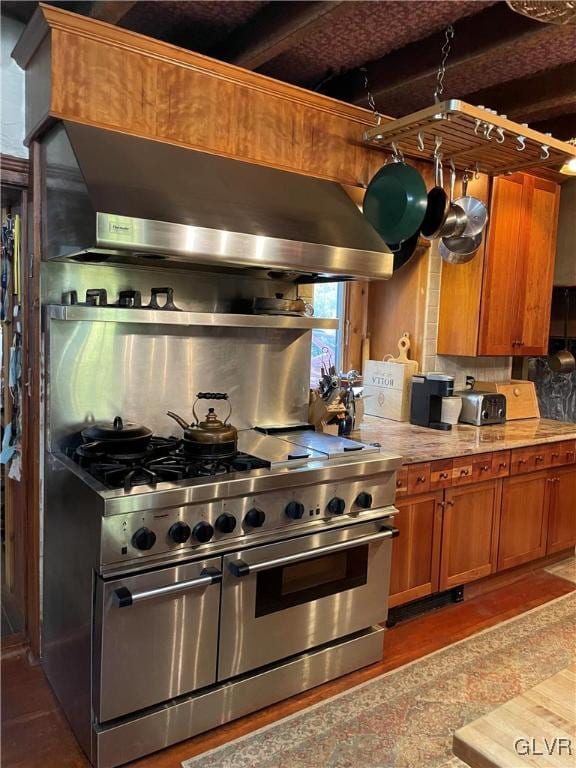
[193,393,232,425]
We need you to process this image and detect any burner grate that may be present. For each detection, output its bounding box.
[70,437,270,489]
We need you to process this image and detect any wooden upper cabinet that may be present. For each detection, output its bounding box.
[515,177,561,355]
[478,174,525,355]
[439,173,560,357]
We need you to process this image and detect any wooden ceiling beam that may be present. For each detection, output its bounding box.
[465,62,576,122]
[88,1,137,25]
[320,4,544,106]
[531,114,576,141]
[213,1,348,70]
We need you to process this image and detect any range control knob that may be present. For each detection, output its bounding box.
[245,508,266,528]
[132,527,156,551]
[169,521,191,544]
[356,492,373,509]
[327,497,346,515]
[285,501,305,520]
[193,521,214,543]
[482,409,490,421]
[215,513,237,534]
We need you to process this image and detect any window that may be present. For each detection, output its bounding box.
[310,283,345,386]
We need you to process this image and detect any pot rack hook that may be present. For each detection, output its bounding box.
[360,67,381,125]
[516,135,526,152]
[449,157,456,174]
[495,126,505,144]
[540,144,550,160]
[390,142,404,162]
[474,118,483,136]
[485,123,495,140]
[417,132,425,152]
[474,162,480,180]
[433,24,455,103]
[433,135,442,158]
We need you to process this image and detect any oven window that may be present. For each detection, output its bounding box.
[254,544,368,617]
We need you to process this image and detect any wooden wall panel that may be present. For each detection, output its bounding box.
[18,5,387,186]
[51,29,158,137]
[437,173,490,356]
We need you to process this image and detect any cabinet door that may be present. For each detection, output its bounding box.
[498,472,550,571]
[439,481,501,590]
[516,177,560,356]
[478,174,525,356]
[547,466,576,554]
[389,492,443,607]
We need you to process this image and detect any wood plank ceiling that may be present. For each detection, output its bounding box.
[3,0,576,140]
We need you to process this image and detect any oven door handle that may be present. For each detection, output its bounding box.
[228,525,399,578]
[112,567,222,608]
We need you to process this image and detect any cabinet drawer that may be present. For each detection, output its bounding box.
[491,450,511,478]
[407,464,431,495]
[452,456,474,485]
[473,453,494,483]
[510,445,551,474]
[395,468,408,497]
[549,441,576,467]
[430,459,453,490]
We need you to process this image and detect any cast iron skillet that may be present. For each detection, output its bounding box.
[363,161,428,244]
[420,156,449,239]
[387,230,429,272]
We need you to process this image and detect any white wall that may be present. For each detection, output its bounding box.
[1,16,26,158]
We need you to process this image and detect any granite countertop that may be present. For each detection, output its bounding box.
[351,416,576,465]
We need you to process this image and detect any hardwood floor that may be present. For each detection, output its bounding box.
[2,568,574,768]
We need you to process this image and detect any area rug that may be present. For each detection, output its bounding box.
[545,555,576,585]
[183,592,576,768]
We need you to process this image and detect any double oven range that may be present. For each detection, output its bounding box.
[44,420,400,768]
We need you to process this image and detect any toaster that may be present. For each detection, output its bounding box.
[456,390,506,425]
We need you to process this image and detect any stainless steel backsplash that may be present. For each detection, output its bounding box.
[43,263,311,446]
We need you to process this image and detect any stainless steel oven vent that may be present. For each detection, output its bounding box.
[42,121,393,281]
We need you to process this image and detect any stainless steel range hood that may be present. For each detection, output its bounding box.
[42,121,392,281]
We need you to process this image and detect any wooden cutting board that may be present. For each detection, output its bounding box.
[453,664,576,767]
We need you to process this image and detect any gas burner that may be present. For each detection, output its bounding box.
[71,436,270,490]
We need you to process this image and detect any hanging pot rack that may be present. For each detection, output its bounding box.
[362,99,576,176]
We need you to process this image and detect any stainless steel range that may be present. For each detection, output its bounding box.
[37,113,399,768]
[44,419,400,768]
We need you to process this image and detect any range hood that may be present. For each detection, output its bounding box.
[42,121,393,281]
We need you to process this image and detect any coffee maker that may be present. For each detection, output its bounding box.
[410,373,455,430]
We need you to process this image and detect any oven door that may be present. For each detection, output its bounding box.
[218,517,397,680]
[94,557,222,722]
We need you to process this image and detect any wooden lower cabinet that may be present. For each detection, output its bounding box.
[388,491,443,608]
[439,481,501,590]
[498,471,550,571]
[547,465,576,554]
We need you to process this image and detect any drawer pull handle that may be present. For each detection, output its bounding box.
[440,472,449,480]
[499,462,507,469]
[417,476,427,483]
[481,465,490,472]
[460,469,470,476]
[535,455,544,463]
[552,453,559,459]
[518,459,527,465]
[567,452,575,460]
[396,480,403,488]
[446,499,455,507]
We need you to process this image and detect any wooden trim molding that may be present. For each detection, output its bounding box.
[0,154,30,187]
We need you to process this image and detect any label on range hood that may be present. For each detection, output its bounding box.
[107,217,134,238]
